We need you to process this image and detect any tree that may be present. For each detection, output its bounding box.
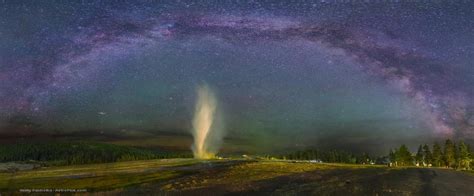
[389,149,396,166]
[415,145,424,165]
[432,142,443,167]
[471,145,474,169]
[444,139,457,168]
[422,144,432,166]
[458,141,471,170]
[396,145,413,166]
[358,153,371,164]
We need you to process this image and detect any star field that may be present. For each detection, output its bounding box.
[0,1,473,153]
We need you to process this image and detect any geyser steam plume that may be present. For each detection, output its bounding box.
[192,84,221,159]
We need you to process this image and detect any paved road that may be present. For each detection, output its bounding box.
[251,168,474,196]
[431,169,474,196]
[178,167,474,196]
[104,161,474,196]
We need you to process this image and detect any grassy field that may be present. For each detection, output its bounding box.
[0,159,200,192]
[1,159,473,195]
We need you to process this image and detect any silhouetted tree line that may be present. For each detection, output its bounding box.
[0,142,192,165]
[389,139,472,170]
[280,149,374,164]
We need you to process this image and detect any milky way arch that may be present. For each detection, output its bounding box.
[1,10,472,139]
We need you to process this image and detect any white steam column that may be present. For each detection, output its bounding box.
[192,84,219,159]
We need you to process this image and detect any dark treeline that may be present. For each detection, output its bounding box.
[280,149,373,164]
[389,139,472,170]
[0,142,192,165]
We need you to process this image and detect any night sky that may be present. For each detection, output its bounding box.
[1,1,473,154]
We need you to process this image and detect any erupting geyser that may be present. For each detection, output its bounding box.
[191,84,220,159]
